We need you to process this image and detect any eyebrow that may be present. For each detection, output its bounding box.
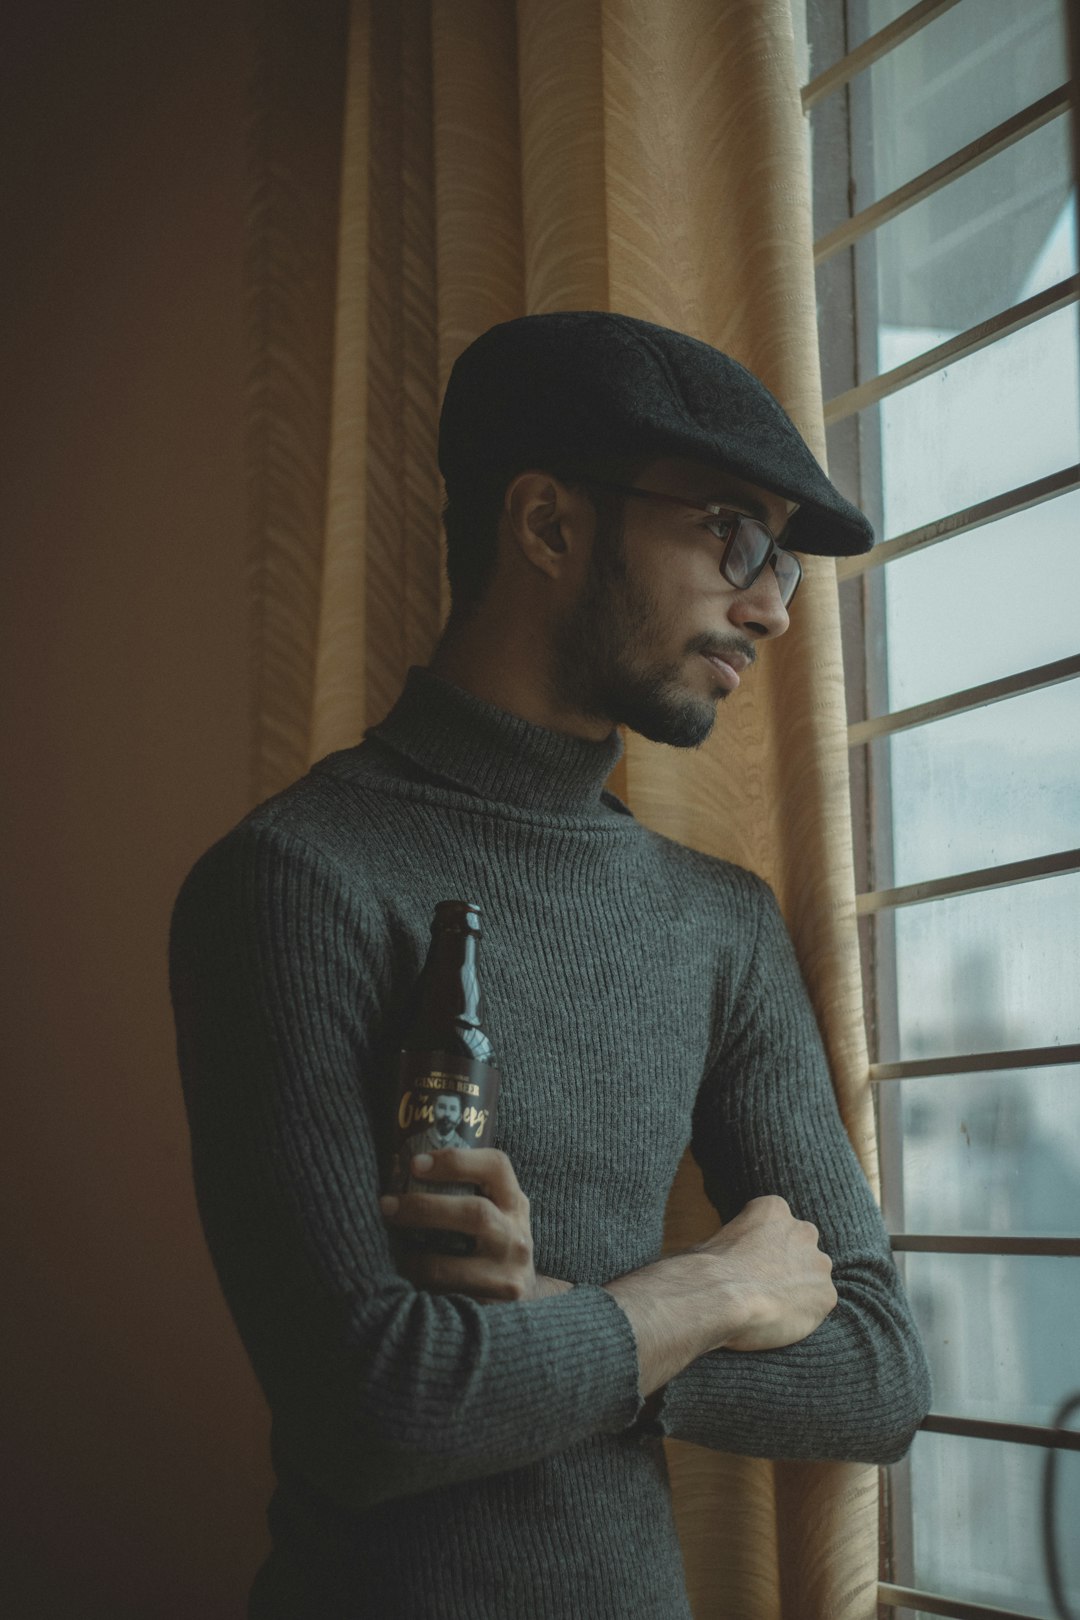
[701,489,798,537]
[703,490,768,520]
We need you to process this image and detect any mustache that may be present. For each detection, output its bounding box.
[697,635,757,668]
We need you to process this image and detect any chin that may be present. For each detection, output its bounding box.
[614,680,720,749]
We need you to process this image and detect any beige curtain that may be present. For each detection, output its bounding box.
[244,1,880,1613]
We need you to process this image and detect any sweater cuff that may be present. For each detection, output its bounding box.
[650,1347,752,1442]
[560,1283,649,1434]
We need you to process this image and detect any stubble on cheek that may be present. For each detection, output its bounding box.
[561,555,721,747]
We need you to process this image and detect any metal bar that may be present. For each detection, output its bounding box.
[814,85,1070,261]
[1069,1,1080,269]
[891,1234,1080,1255]
[801,0,963,110]
[824,275,1078,424]
[878,1583,1044,1620]
[920,1413,1080,1452]
[847,654,1080,746]
[870,1044,1080,1080]
[836,465,1080,578]
[857,848,1080,915]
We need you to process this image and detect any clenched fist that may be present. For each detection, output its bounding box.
[690,1195,838,1352]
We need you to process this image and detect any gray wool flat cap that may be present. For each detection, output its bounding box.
[437,310,873,556]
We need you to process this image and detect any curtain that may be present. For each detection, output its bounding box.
[243,1,880,1613]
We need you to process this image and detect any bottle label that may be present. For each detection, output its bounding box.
[389,1050,502,1202]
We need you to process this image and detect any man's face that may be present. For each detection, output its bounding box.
[434,1094,462,1136]
[548,456,797,748]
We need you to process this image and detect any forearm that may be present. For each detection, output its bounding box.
[680,875,934,1461]
[602,1252,745,1398]
[652,1270,933,1463]
[267,1280,648,1510]
[535,1256,741,1422]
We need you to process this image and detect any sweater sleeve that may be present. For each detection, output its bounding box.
[651,875,933,1464]
[167,821,643,1513]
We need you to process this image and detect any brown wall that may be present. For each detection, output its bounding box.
[1,6,272,1614]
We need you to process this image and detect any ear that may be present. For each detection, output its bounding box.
[505,470,581,576]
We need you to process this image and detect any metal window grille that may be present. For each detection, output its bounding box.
[802,0,1080,1614]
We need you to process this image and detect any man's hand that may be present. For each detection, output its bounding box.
[687,1194,838,1352]
[599,1196,837,1402]
[379,1147,571,1303]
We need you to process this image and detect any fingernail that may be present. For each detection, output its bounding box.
[412,1154,433,1172]
[379,1195,399,1214]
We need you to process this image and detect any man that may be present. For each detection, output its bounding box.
[400,1091,472,1196]
[169,311,932,1620]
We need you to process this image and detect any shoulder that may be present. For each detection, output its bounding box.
[168,765,389,972]
[637,826,778,919]
[171,745,392,906]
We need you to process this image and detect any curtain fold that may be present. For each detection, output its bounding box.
[244,1,879,1612]
[243,0,348,800]
[311,0,371,760]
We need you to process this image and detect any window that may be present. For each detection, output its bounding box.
[802,1,1080,1615]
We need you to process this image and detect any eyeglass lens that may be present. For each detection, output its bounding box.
[725,521,801,606]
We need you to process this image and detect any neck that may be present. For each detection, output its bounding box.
[361,666,627,815]
[429,612,615,744]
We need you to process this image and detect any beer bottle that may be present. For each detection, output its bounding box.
[389,900,501,1256]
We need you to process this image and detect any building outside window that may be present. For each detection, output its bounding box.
[801,0,1080,1614]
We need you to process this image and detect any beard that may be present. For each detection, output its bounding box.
[547,509,735,749]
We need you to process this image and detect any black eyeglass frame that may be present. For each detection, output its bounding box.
[578,478,803,607]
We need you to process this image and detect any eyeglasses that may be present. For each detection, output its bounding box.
[581,479,803,608]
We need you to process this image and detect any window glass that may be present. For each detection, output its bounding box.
[805,0,947,79]
[856,0,936,39]
[870,680,1080,887]
[899,1253,1079,1427]
[826,304,1080,539]
[869,491,1080,715]
[809,0,1066,205]
[878,1065,1080,1237]
[892,1431,1080,1618]
[889,872,1080,1062]
[832,126,1076,382]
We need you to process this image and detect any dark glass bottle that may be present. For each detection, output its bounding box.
[389,900,501,1256]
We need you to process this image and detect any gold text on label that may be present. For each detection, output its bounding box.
[397,1089,491,1139]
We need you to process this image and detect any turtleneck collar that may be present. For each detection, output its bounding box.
[363,666,626,815]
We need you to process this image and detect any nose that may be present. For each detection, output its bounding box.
[727,563,791,641]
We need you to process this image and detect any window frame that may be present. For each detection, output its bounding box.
[801,1,1080,1614]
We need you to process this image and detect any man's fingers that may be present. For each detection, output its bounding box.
[408,1147,526,1213]
[382,1189,505,1244]
[383,1151,539,1305]
[402,1251,533,1303]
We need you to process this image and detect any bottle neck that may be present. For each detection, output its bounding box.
[420,927,482,1029]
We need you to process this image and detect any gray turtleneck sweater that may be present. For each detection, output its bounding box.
[168,666,931,1619]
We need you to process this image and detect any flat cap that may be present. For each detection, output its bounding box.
[437,311,873,556]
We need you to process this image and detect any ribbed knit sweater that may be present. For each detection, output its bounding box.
[168,665,932,1620]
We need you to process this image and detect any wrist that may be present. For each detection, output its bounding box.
[532,1273,574,1299]
[690,1250,758,1350]
[660,1250,752,1353]
[603,1251,733,1395]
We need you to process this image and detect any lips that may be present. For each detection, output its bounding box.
[701,648,750,691]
